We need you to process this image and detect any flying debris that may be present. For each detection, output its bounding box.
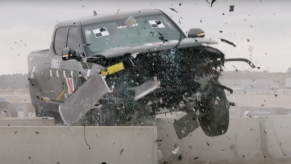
[211,0,216,7]
[179,3,181,6]
[93,10,97,16]
[229,5,235,12]
[233,65,238,72]
[225,58,256,68]
[219,31,223,33]
[169,8,178,13]
[247,39,250,42]
[178,154,183,160]
[220,38,236,47]
[115,9,119,19]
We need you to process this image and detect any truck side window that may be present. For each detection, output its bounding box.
[67,27,80,51]
[54,28,68,55]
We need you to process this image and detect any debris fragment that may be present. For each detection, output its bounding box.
[169,8,178,13]
[124,16,137,27]
[158,150,163,161]
[115,9,119,19]
[93,10,97,16]
[206,142,210,146]
[275,94,278,97]
[247,39,250,42]
[261,104,264,107]
[179,3,181,6]
[229,5,235,12]
[233,65,238,72]
[211,0,216,7]
[219,30,223,33]
[178,154,183,160]
[194,157,198,160]
[220,38,236,47]
[172,147,180,154]
[264,130,267,134]
[120,149,123,155]
[83,126,91,149]
[36,132,39,134]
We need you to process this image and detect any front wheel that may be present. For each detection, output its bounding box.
[198,87,230,136]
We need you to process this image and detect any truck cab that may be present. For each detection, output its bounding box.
[27,9,190,115]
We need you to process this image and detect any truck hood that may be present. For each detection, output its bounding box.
[88,37,218,59]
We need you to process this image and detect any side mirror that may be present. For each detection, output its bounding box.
[188,28,205,38]
[62,47,79,61]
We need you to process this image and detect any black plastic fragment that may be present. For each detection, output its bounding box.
[211,0,216,7]
[229,5,235,12]
[220,38,236,47]
[169,8,178,13]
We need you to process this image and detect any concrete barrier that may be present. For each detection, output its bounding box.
[230,106,291,117]
[0,126,158,164]
[0,117,55,126]
[157,116,291,164]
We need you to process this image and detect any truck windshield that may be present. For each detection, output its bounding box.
[82,14,184,55]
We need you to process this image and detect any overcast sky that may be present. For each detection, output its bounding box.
[0,0,290,75]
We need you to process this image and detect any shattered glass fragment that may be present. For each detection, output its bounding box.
[172,147,180,154]
[124,16,137,27]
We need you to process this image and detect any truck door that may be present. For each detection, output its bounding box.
[59,27,82,102]
[49,27,68,101]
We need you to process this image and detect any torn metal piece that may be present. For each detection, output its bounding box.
[220,38,236,47]
[173,114,199,139]
[225,58,256,68]
[128,77,160,100]
[59,74,112,128]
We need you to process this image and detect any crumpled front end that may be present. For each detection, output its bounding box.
[59,41,255,136]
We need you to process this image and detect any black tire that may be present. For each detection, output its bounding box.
[198,87,230,136]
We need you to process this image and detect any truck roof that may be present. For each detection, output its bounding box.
[55,9,163,28]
